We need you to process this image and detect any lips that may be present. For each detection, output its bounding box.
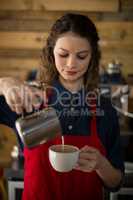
[66,71,77,75]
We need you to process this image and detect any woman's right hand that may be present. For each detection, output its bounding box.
[0,77,47,114]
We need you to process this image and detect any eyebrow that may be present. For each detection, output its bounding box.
[59,48,90,54]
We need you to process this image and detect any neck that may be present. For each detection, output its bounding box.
[59,76,84,93]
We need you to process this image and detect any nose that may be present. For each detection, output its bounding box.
[67,55,77,68]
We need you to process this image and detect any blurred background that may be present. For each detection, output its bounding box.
[0,0,133,81]
[0,0,133,200]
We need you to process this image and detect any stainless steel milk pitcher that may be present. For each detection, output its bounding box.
[15,107,61,148]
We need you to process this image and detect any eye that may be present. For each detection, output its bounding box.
[58,54,68,58]
[77,55,88,60]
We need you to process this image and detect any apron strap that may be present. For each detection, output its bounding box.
[89,98,97,137]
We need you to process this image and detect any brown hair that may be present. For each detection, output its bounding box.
[40,13,101,91]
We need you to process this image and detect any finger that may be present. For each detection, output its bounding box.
[75,162,94,172]
[11,86,24,103]
[78,158,88,166]
[80,145,89,151]
[6,89,23,107]
[20,86,42,112]
[25,103,33,113]
[23,95,33,113]
[80,145,97,153]
[79,152,96,160]
[75,166,93,173]
[14,105,23,114]
[12,95,23,107]
[76,159,96,171]
[22,86,35,113]
[8,104,17,113]
[78,156,96,168]
[7,103,23,115]
[6,94,23,113]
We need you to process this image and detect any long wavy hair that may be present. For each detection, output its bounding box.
[40,13,101,91]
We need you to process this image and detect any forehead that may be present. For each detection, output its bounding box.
[54,32,91,51]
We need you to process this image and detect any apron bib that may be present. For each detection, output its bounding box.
[22,106,106,200]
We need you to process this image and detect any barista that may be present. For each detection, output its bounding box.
[0,13,124,200]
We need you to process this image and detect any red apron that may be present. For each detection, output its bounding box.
[22,106,106,200]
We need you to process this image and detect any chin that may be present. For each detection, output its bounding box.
[64,76,81,82]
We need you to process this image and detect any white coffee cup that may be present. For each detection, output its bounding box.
[49,144,79,172]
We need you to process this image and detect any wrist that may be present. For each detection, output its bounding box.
[0,77,7,95]
[96,155,108,172]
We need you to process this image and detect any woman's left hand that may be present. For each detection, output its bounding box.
[75,145,105,172]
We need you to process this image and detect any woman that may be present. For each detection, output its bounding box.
[0,13,124,200]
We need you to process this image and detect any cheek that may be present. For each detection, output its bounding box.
[79,59,90,71]
[54,56,65,72]
[85,56,91,67]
